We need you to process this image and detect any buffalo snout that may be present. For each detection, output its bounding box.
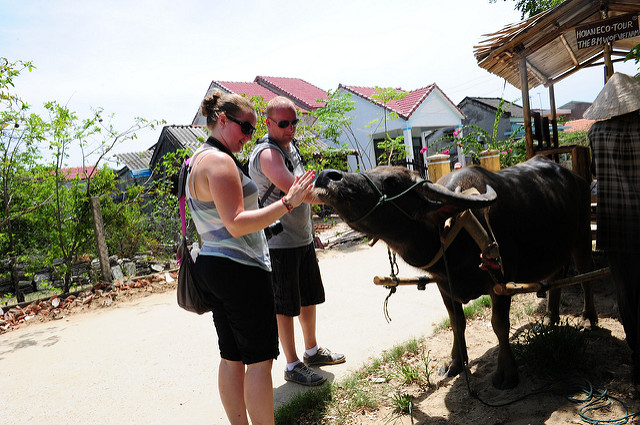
[316,169,343,187]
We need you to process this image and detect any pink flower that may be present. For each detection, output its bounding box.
[420,146,428,154]
[442,149,450,155]
[453,130,459,137]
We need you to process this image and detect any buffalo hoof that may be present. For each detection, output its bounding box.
[491,369,519,390]
[581,311,598,330]
[543,313,560,327]
[439,359,464,378]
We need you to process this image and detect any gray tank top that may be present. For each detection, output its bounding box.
[248,138,313,249]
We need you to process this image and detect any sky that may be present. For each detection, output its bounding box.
[2,0,638,167]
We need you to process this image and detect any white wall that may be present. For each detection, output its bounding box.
[337,87,464,171]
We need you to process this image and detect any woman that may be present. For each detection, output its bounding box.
[187,90,315,425]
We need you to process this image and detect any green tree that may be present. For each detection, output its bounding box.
[42,100,161,292]
[369,87,408,166]
[0,58,55,301]
[491,0,564,19]
[306,89,358,171]
[432,98,526,168]
[146,148,194,251]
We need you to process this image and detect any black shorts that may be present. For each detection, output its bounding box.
[192,255,279,364]
[270,242,325,317]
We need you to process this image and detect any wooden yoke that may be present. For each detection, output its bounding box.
[492,267,611,296]
[374,206,502,289]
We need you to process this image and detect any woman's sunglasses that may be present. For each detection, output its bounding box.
[226,115,256,136]
[269,117,300,129]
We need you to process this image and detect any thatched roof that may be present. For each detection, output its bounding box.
[475,0,640,90]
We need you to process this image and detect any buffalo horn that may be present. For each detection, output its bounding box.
[420,182,497,208]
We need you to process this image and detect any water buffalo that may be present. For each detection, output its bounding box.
[314,155,596,389]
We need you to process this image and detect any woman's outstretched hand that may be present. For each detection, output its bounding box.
[286,170,316,208]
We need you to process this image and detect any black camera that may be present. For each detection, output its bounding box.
[264,220,283,240]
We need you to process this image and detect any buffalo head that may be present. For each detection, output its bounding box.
[314,166,496,266]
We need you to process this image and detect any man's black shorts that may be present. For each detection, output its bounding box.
[192,255,279,364]
[270,242,325,317]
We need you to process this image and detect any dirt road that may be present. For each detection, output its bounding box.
[0,241,448,424]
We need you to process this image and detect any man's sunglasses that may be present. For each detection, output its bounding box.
[226,115,256,136]
[269,117,300,129]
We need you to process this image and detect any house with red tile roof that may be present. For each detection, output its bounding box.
[337,83,464,170]
[192,77,327,126]
[190,77,464,172]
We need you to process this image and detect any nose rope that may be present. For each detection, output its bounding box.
[348,173,429,225]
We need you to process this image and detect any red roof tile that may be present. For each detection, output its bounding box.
[255,76,327,111]
[61,166,97,180]
[214,81,279,103]
[339,84,442,119]
[563,119,596,132]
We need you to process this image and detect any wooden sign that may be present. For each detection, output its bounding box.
[575,13,639,49]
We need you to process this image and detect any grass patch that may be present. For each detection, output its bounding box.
[434,295,492,332]
[274,385,332,425]
[512,316,587,378]
[275,337,436,425]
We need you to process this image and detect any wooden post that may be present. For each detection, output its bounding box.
[549,85,559,149]
[520,57,534,159]
[571,146,592,183]
[604,43,614,83]
[427,154,451,182]
[90,196,112,282]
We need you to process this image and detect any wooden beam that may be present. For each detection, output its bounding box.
[525,59,551,86]
[520,57,534,159]
[560,34,579,66]
[544,51,604,87]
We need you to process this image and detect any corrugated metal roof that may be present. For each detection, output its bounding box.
[475,0,640,90]
[460,97,525,118]
[164,125,208,152]
[114,150,153,171]
[149,125,209,169]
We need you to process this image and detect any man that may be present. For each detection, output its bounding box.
[249,96,345,386]
[586,72,640,391]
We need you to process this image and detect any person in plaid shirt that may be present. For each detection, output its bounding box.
[587,72,640,391]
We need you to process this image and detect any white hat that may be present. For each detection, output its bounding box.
[583,72,640,120]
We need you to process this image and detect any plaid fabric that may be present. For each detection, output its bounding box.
[589,112,640,252]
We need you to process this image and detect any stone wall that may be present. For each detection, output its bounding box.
[0,254,175,296]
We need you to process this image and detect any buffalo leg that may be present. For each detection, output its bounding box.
[490,293,518,389]
[438,290,468,378]
[546,269,565,326]
[573,235,597,329]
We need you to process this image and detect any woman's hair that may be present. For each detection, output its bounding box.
[201,90,254,128]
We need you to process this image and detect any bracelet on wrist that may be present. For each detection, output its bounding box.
[281,196,293,213]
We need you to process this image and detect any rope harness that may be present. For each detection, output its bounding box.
[348,173,429,225]
[361,174,630,421]
[349,171,504,321]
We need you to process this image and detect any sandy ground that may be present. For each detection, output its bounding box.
[0,234,449,425]
[3,222,639,425]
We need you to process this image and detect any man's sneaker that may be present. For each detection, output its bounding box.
[284,363,326,386]
[303,347,346,366]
